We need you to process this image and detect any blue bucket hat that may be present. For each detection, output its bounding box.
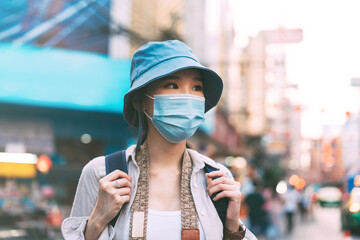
[123,40,223,127]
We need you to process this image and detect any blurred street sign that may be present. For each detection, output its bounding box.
[0,153,37,178]
[261,28,303,44]
[0,162,37,178]
[351,78,360,86]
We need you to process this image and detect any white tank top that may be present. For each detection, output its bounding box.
[124,209,206,240]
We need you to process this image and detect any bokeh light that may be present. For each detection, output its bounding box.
[276,180,288,194]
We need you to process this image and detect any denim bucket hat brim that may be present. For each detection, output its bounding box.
[123,40,223,127]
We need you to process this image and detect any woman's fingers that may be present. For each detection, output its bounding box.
[207,175,231,188]
[89,170,133,227]
[212,188,241,201]
[115,186,131,195]
[115,194,131,205]
[207,181,239,197]
[112,187,131,205]
[101,169,131,182]
[98,170,132,193]
[206,171,241,201]
[205,171,225,184]
[111,178,132,189]
[114,188,131,200]
[206,170,225,178]
[96,170,132,209]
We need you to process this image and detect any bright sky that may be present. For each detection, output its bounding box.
[230,0,360,138]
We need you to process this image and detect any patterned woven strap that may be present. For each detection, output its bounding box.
[129,142,199,239]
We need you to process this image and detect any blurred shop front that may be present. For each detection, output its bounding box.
[0,103,134,201]
[0,43,133,237]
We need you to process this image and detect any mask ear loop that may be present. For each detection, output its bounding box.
[142,94,153,120]
[135,95,142,151]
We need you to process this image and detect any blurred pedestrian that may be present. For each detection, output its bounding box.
[282,185,300,234]
[244,179,267,239]
[241,165,256,196]
[61,40,256,240]
[298,189,310,222]
[265,190,283,240]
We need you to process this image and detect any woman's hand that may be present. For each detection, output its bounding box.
[206,171,241,232]
[85,170,132,240]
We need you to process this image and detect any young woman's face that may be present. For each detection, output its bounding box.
[142,68,205,141]
[146,68,204,98]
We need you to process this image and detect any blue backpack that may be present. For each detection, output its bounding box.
[105,150,229,227]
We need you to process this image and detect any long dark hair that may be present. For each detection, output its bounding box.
[124,88,148,146]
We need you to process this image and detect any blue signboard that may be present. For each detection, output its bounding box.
[0,43,131,113]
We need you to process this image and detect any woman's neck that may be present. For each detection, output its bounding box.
[146,127,186,168]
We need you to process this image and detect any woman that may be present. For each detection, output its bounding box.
[61,40,257,240]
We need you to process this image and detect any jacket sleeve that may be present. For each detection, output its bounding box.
[61,157,115,240]
[245,230,258,240]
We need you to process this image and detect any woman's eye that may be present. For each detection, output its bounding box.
[165,83,178,89]
[193,85,203,91]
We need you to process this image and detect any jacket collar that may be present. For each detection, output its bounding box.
[187,148,219,170]
[126,145,137,165]
[127,144,219,170]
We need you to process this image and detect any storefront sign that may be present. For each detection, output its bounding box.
[0,43,131,113]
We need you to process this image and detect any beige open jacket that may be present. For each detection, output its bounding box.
[61,145,257,240]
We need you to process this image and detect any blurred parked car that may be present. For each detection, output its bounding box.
[341,187,360,233]
[317,186,342,207]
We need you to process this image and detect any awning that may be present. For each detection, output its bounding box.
[0,43,131,113]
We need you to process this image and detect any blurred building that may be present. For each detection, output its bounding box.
[301,122,351,185]
[304,138,322,183]
[341,113,360,175]
[319,126,345,183]
[237,29,303,169]
[239,34,266,138]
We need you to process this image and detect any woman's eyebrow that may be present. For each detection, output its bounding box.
[193,76,203,82]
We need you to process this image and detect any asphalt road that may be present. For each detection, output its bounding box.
[283,205,360,240]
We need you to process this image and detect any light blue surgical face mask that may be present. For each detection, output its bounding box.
[144,94,205,143]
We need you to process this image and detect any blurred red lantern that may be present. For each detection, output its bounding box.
[36,154,52,173]
[345,111,351,119]
[294,178,306,190]
[289,174,299,186]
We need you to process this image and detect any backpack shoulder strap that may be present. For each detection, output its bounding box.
[203,163,230,227]
[104,153,228,227]
[105,150,128,175]
[105,150,127,227]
